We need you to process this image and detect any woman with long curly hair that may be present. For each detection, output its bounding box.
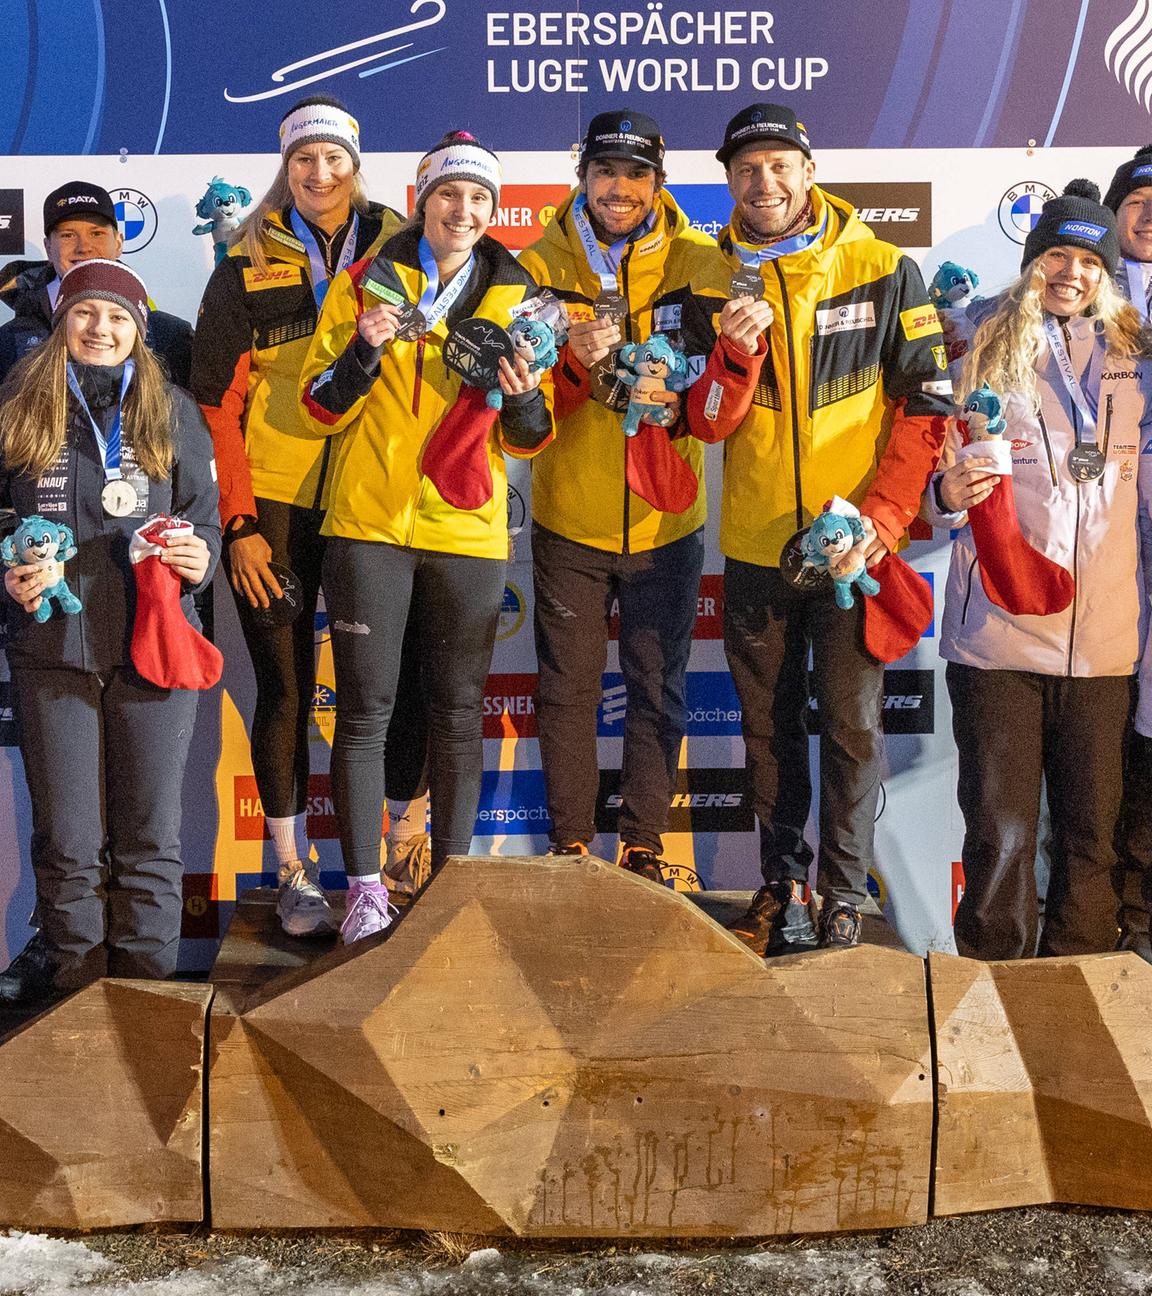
[924,180,1152,960]
[0,259,220,1006]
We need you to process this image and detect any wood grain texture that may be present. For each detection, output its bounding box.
[932,950,1152,1214]
[208,856,932,1235]
[0,979,211,1227]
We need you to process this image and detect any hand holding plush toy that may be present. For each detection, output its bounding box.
[800,498,881,610]
[486,318,558,411]
[615,334,690,437]
[2,516,82,622]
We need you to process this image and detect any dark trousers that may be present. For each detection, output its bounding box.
[723,559,884,906]
[324,538,506,873]
[532,523,704,854]
[1117,730,1152,939]
[228,498,427,819]
[947,662,1131,959]
[12,664,199,986]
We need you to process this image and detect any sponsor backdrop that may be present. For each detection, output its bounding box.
[1,1,1150,966]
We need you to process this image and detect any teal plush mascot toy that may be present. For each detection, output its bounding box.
[2,516,82,622]
[193,177,253,266]
[929,261,981,308]
[801,498,881,610]
[615,334,690,437]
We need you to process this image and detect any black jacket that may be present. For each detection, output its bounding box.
[0,363,221,674]
[0,261,195,389]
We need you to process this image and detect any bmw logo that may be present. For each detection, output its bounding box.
[997,181,1056,246]
[114,187,158,253]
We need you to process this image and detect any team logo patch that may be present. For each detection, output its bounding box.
[114,188,158,254]
[899,304,941,341]
[816,301,876,336]
[243,265,303,291]
[998,181,1057,245]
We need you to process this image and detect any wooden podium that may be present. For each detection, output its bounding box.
[208,855,933,1235]
[4,857,1152,1233]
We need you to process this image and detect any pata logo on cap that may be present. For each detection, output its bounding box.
[1058,219,1107,240]
[60,196,97,207]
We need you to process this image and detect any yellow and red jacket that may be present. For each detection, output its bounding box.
[674,185,951,566]
[518,188,715,554]
[299,226,553,560]
[189,203,402,525]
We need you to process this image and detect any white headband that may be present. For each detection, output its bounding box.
[414,140,502,211]
[279,104,361,169]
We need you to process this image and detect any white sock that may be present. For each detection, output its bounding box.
[349,872,383,888]
[266,813,309,867]
[387,793,428,844]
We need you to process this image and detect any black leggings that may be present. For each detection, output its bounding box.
[323,537,506,873]
[228,498,428,819]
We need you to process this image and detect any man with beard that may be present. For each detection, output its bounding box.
[519,110,714,880]
[670,104,951,951]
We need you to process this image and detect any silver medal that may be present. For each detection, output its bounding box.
[101,479,139,517]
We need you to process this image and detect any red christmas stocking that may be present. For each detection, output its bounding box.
[863,552,934,664]
[421,384,497,511]
[625,422,699,514]
[129,515,223,690]
[955,439,1075,616]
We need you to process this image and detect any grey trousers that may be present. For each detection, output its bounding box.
[12,664,198,987]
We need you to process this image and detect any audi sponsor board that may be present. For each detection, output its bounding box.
[597,768,753,834]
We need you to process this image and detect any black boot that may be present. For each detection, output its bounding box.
[0,933,60,1006]
[726,881,818,956]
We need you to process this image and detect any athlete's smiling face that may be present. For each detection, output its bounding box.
[65,299,137,366]
[1037,245,1105,317]
[287,144,356,228]
[727,144,815,239]
[580,158,659,241]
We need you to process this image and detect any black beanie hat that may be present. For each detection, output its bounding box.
[1021,180,1120,275]
[1103,144,1152,212]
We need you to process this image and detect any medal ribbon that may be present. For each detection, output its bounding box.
[1042,316,1104,447]
[731,207,828,266]
[290,208,360,309]
[572,195,656,292]
[1124,259,1151,322]
[67,359,134,482]
[416,237,475,331]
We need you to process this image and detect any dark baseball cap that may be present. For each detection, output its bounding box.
[580,110,665,171]
[43,181,118,236]
[716,104,812,165]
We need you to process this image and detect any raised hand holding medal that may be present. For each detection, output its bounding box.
[719,294,774,357]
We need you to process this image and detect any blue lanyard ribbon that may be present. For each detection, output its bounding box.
[732,207,828,267]
[67,359,134,481]
[416,237,475,331]
[572,195,656,291]
[1043,316,1104,443]
[1124,259,1149,322]
[290,208,359,309]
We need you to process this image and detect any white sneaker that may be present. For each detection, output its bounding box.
[341,882,398,946]
[276,860,338,937]
[383,831,432,896]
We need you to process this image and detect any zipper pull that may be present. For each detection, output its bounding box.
[412,336,425,417]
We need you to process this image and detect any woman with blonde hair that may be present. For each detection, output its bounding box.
[923,180,1152,960]
[0,259,220,1005]
[190,95,431,936]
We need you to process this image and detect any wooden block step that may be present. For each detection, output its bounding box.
[932,950,1152,1214]
[0,979,212,1227]
[208,855,931,1236]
